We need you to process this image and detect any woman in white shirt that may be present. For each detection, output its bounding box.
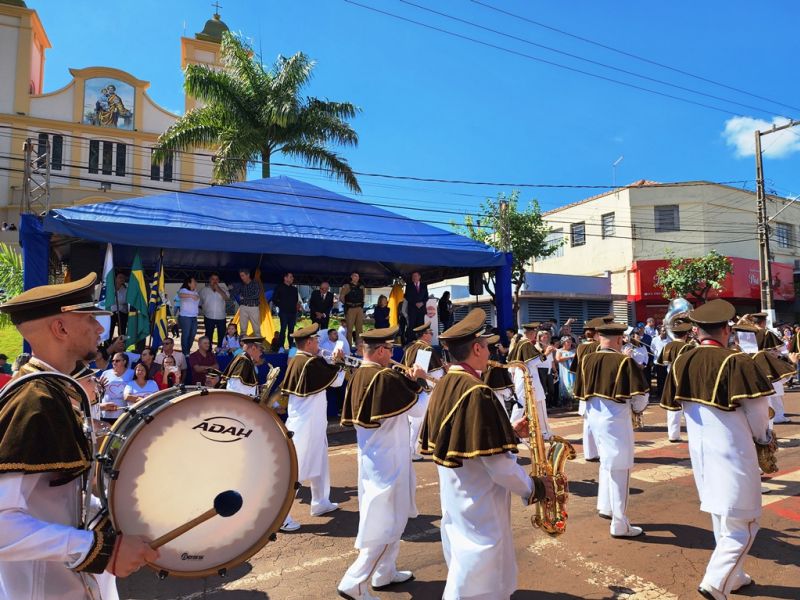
[99,352,134,423]
[124,362,159,405]
[178,276,200,356]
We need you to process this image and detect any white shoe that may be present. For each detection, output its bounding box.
[411,453,424,462]
[372,570,414,590]
[731,572,754,592]
[280,515,301,532]
[611,525,644,538]
[311,502,339,517]
[337,586,381,600]
[698,582,725,600]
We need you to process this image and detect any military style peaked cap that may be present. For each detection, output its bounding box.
[413,322,432,334]
[485,334,500,346]
[240,335,266,344]
[596,321,628,335]
[749,312,767,319]
[687,299,736,326]
[290,322,320,340]
[0,273,110,325]
[206,367,224,377]
[521,321,542,330]
[585,314,615,329]
[439,308,491,343]
[671,321,694,334]
[360,326,399,343]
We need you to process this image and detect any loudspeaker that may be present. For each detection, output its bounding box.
[69,243,105,281]
[468,270,484,296]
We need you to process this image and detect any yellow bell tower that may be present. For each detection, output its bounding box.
[180,4,228,114]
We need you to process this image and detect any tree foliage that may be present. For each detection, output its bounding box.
[0,243,23,329]
[654,249,734,303]
[154,32,361,191]
[456,191,561,324]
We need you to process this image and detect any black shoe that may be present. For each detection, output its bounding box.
[586,457,600,462]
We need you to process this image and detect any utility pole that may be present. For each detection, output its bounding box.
[754,120,800,323]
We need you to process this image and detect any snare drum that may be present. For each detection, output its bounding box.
[97,386,297,578]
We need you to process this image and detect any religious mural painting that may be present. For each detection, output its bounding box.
[83,77,134,130]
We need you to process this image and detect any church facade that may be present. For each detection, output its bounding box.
[0,0,226,232]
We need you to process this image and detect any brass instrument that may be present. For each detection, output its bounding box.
[258,363,283,411]
[503,360,575,536]
[389,359,437,388]
[631,409,644,430]
[664,297,692,341]
[320,348,364,370]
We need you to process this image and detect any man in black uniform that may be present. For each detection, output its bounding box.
[340,272,366,348]
[0,274,157,598]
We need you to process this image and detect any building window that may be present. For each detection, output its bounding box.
[36,133,63,170]
[775,222,793,249]
[570,222,586,247]
[101,142,113,175]
[88,140,99,174]
[654,205,680,232]
[150,149,174,182]
[601,212,615,238]
[115,143,126,176]
[539,229,564,259]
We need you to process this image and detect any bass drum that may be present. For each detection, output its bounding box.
[97,386,297,578]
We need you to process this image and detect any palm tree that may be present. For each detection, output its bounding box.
[154,32,361,192]
[0,243,23,329]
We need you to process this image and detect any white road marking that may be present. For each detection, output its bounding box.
[527,537,678,599]
[762,467,800,507]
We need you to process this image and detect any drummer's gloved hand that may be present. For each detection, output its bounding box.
[109,534,159,577]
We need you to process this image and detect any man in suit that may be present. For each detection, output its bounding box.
[404,271,428,340]
[309,281,334,330]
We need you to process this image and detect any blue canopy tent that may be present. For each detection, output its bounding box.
[21,176,514,333]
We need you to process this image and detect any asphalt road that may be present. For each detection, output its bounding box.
[119,390,800,600]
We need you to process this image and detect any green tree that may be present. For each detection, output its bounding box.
[456,191,562,325]
[654,249,734,304]
[154,32,361,192]
[0,243,23,329]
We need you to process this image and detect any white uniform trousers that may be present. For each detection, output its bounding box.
[578,402,599,460]
[308,473,331,513]
[701,515,759,595]
[667,408,684,441]
[338,540,401,594]
[596,466,632,536]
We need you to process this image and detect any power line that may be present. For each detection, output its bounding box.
[343,0,762,118]
[469,0,800,115]
[397,0,791,119]
[0,163,762,247]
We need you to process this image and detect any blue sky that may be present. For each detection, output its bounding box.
[34,0,800,226]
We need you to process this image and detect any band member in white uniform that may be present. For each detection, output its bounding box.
[420,309,556,600]
[661,300,774,600]
[281,323,345,516]
[221,335,264,397]
[0,274,156,600]
[573,320,649,538]
[401,322,445,460]
[656,321,693,442]
[506,322,553,440]
[338,327,427,600]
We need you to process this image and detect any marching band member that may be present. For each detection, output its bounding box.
[338,327,426,600]
[401,322,444,460]
[573,320,649,538]
[750,313,795,424]
[656,320,693,442]
[420,309,556,600]
[221,335,264,397]
[661,300,774,600]
[281,323,345,517]
[506,322,553,440]
[0,274,156,599]
[571,316,614,462]
[483,334,516,418]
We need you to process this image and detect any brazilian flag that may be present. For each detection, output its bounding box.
[126,252,150,345]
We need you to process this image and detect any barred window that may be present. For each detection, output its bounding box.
[601,212,615,238]
[570,222,586,247]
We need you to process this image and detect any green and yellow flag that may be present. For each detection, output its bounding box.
[126,252,150,345]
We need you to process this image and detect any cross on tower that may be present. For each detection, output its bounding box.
[212,1,222,16]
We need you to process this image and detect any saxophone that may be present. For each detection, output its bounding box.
[504,360,576,536]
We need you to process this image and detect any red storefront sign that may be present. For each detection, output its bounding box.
[629,257,796,303]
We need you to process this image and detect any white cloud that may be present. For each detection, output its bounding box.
[723,116,800,159]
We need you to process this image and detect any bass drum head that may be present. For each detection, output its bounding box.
[107,388,297,577]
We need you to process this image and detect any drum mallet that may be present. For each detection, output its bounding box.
[149,490,243,549]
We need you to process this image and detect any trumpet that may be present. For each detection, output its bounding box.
[631,409,645,430]
[320,349,365,370]
[389,359,437,391]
